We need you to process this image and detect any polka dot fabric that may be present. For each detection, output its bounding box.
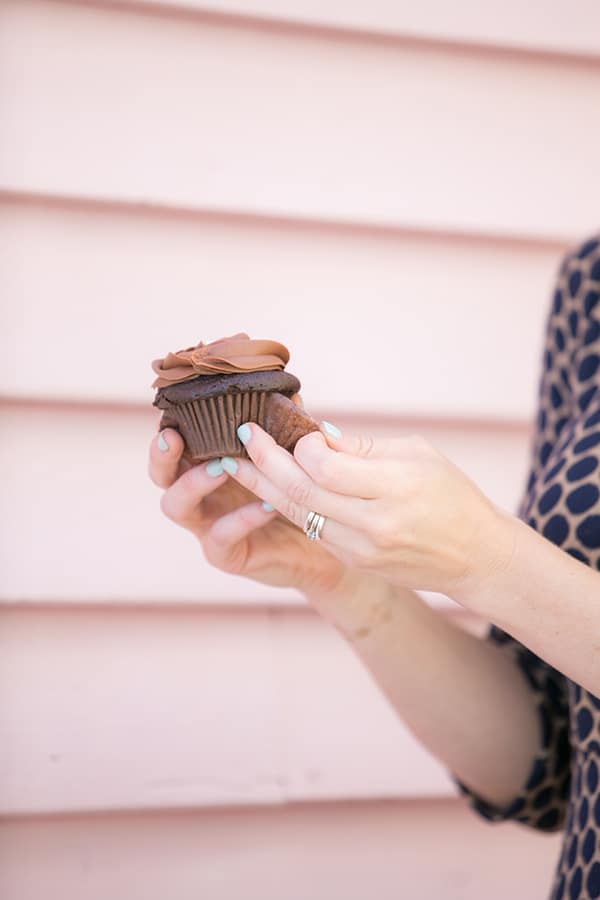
[454,236,600,899]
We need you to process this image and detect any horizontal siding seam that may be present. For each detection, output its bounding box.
[0,188,575,252]
[0,599,471,615]
[0,394,534,433]
[0,793,463,823]
[61,0,600,67]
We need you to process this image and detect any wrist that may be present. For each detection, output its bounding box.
[451,503,520,611]
[303,563,368,612]
[305,567,420,643]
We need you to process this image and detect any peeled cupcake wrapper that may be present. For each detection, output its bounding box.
[159,390,319,463]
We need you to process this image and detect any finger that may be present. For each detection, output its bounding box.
[160,458,228,531]
[213,461,370,560]
[230,425,367,527]
[293,430,397,499]
[206,499,276,557]
[319,527,377,572]
[204,497,371,579]
[219,454,373,553]
[218,448,379,566]
[148,428,186,488]
[319,421,427,461]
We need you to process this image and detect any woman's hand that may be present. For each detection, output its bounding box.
[222,422,516,599]
[147,427,348,599]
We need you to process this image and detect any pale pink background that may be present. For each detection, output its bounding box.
[2,1,600,897]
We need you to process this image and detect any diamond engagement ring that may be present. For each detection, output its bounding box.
[303,510,326,542]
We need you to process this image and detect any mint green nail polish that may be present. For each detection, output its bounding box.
[221,457,239,475]
[262,501,274,512]
[158,432,169,452]
[237,423,251,445]
[321,421,342,439]
[206,459,224,477]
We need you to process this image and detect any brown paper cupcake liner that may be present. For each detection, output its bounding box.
[159,390,319,463]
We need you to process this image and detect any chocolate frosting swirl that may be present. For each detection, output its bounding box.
[152,333,290,389]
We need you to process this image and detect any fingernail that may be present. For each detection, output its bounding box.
[237,423,251,445]
[321,421,342,439]
[158,432,169,452]
[206,459,225,477]
[262,501,274,512]
[221,456,239,475]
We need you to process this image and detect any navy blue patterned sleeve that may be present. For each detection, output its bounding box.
[453,625,571,831]
[454,237,600,832]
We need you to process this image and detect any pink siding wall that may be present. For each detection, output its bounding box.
[0,802,561,900]
[2,1,599,897]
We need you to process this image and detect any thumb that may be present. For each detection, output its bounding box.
[318,420,408,460]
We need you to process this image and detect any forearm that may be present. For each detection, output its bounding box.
[307,570,541,808]
[455,508,600,697]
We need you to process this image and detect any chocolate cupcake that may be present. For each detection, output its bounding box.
[152,333,319,463]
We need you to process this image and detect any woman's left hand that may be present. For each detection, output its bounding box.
[221,422,516,600]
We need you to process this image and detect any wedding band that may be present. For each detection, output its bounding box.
[303,510,326,542]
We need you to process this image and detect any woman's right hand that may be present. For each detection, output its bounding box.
[148,427,348,599]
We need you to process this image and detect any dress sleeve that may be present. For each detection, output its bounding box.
[453,624,571,832]
[450,240,600,831]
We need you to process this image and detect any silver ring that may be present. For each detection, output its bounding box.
[303,510,326,542]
